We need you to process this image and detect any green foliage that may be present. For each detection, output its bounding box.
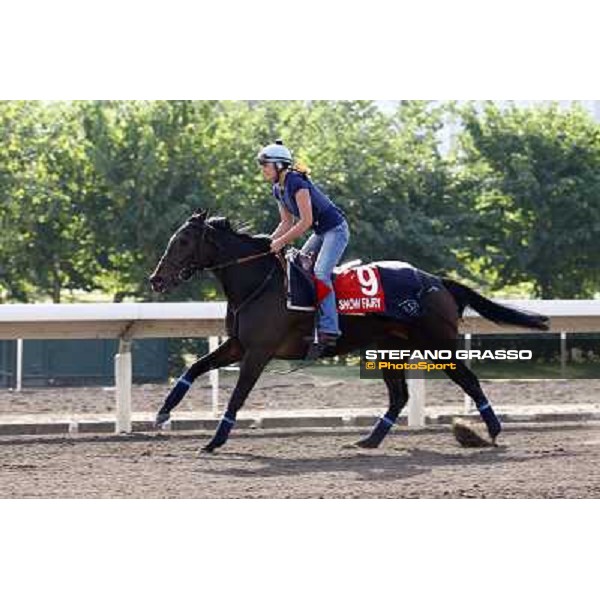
[0,101,99,302]
[457,102,600,298]
[0,100,598,303]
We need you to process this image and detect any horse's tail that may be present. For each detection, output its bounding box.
[441,278,550,331]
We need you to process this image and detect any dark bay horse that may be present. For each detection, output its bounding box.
[149,210,549,453]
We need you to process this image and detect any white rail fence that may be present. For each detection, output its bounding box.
[1,300,599,433]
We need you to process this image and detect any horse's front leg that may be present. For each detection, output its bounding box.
[155,337,243,427]
[202,348,273,453]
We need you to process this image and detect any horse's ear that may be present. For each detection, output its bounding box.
[193,208,208,221]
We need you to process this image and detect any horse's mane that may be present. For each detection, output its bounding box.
[202,215,271,252]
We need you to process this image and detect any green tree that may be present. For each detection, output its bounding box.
[458,102,600,298]
[0,102,99,302]
[283,100,468,275]
[80,100,221,301]
[4,100,597,304]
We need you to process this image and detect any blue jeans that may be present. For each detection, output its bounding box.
[301,220,350,335]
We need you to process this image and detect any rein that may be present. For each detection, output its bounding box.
[193,224,286,334]
[214,252,283,339]
[206,250,273,271]
[193,218,274,272]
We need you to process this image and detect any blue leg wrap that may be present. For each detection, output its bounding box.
[209,412,236,448]
[368,414,396,443]
[477,401,501,438]
[161,373,193,413]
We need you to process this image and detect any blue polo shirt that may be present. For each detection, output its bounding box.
[273,171,346,235]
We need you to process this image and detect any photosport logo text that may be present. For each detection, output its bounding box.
[360,348,533,378]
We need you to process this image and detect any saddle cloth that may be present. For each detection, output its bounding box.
[286,252,442,322]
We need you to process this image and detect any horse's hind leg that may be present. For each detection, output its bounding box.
[444,359,502,441]
[356,369,409,449]
[155,337,243,426]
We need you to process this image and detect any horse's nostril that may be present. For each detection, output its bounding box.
[150,275,164,291]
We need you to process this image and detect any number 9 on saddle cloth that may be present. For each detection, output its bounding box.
[286,248,442,322]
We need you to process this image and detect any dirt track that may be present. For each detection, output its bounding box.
[2,372,600,415]
[2,424,600,498]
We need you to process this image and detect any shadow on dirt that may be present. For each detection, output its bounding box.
[196,444,566,483]
[0,429,576,486]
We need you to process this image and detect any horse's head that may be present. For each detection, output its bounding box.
[149,209,217,294]
[150,209,273,294]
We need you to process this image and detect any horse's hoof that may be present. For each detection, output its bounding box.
[155,412,170,428]
[200,444,216,454]
[452,418,494,448]
[355,438,380,449]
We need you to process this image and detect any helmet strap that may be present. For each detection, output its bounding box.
[277,164,288,190]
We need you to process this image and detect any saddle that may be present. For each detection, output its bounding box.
[286,249,442,322]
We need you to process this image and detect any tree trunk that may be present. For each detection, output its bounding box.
[52,260,61,303]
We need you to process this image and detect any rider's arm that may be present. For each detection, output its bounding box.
[270,202,294,239]
[274,189,313,246]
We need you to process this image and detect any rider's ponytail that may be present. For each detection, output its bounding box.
[292,160,310,176]
[278,160,311,189]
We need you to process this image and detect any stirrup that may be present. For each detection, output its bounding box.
[305,342,327,361]
[304,332,339,360]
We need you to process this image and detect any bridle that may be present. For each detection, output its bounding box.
[158,220,272,282]
[154,213,309,372]
[159,217,286,324]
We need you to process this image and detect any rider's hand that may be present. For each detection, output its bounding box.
[270,237,286,253]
